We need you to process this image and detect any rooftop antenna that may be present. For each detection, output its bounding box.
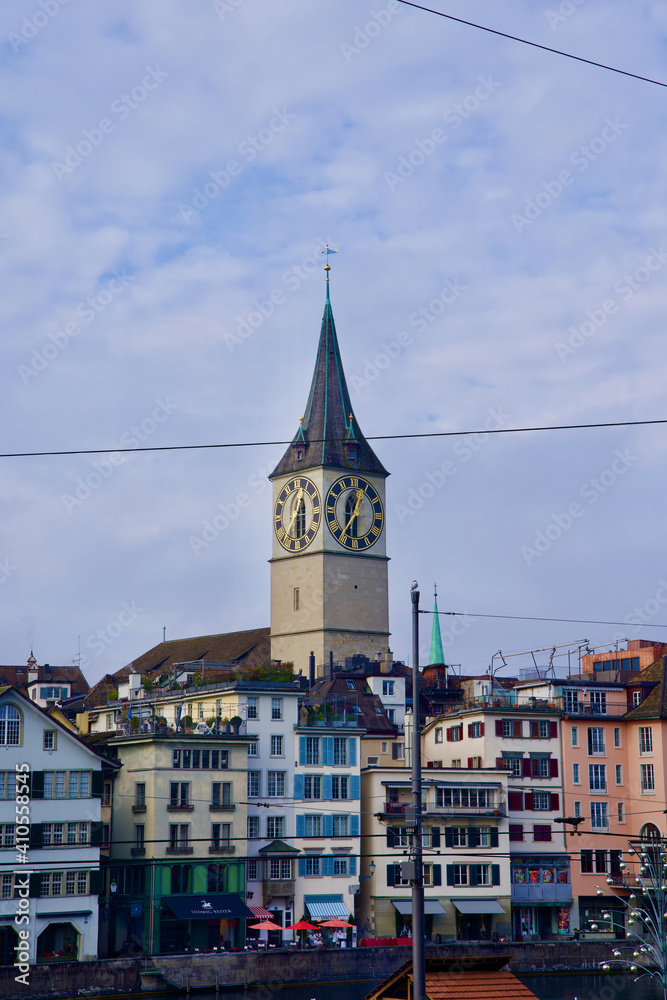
[163,626,166,643]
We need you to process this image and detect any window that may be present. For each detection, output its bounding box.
[574,801,581,817]
[169,824,190,851]
[106,713,114,730]
[450,725,463,742]
[211,823,231,849]
[580,850,593,873]
[594,850,607,873]
[589,764,606,792]
[267,772,286,797]
[530,755,550,778]
[305,856,321,876]
[41,871,88,896]
[436,787,492,809]
[172,749,228,769]
[271,735,284,757]
[248,772,260,797]
[471,721,482,738]
[247,697,258,720]
[333,738,347,766]
[212,782,232,808]
[617,802,625,823]
[305,737,320,766]
[135,782,146,807]
[267,816,285,839]
[502,719,513,737]
[450,827,467,847]
[304,815,322,838]
[0,773,17,800]
[383,681,395,696]
[564,690,580,713]
[478,827,491,847]
[304,775,322,800]
[504,755,522,776]
[269,858,292,879]
[470,756,482,768]
[198,703,204,719]
[572,763,580,784]
[451,759,461,768]
[639,727,653,754]
[435,728,443,744]
[392,743,406,760]
[331,775,349,800]
[63,822,89,845]
[614,727,621,748]
[453,864,467,886]
[247,816,260,839]
[641,763,655,792]
[248,740,258,757]
[632,691,642,708]
[533,792,551,811]
[135,825,145,850]
[333,856,349,876]
[473,864,491,885]
[587,727,605,756]
[571,726,579,747]
[43,730,56,751]
[615,764,623,785]
[0,824,15,847]
[102,782,112,807]
[332,815,349,837]
[381,742,388,754]
[590,802,608,829]
[538,719,549,738]
[170,782,190,808]
[590,691,606,714]
[247,859,258,880]
[271,698,283,721]
[294,588,300,611]
[43,771,90,798]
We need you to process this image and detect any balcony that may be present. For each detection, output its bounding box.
[209,845,235,854]
[132,804,147,813]
[384,802,410,815]
[130,847,146,856]
[209,802,235,812]
[166,846,194,854]
[167,804,194,812]
[427,804,504,818]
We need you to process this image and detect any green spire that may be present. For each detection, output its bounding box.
[429,584,445,665]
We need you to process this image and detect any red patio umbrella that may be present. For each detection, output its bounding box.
[317,918,353,928]
[249,920,283,931]
[285,920,319,930]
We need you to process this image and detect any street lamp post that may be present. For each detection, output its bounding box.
[410,583,425,1000]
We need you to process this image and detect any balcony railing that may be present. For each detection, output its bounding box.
[210,802,235,812]
[427,804,504,817]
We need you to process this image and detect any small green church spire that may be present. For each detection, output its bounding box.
[429,584,445,665]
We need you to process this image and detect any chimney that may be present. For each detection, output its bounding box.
[329,651,334,682]
[309,652,315,688]
[27,652,38,685]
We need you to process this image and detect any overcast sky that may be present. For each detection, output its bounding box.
[2,0,667,684]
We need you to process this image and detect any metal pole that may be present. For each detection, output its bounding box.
[411,584,425,1000]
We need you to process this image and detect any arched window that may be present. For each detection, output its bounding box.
[345,493,358,538]
[292,496,306,539]
[640,823,661,841]
[0,705,20,745]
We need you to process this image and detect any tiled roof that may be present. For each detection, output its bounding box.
[116,628,271,680]
[0,663,89,694]
[423,971,538,999]
[271,289,388,479]
[624,656,667,720]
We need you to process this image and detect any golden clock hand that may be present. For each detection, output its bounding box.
[343,490,364,532]
[285,489,304,537]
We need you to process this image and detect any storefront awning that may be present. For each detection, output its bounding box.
[453,899,505,915]
[392,900,445,916]
[164,894,253,920]
[305,895,348,919]
[248,906,273,919]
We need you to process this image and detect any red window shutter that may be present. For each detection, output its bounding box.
[530,720,539,739]
[508,791,523,811]
[522,758,532,778]
[480,722,484,737]
[495,720,503,737]
[549,721,558,739]
[446,728,452,742]
[550,793,560,811]
[467,757,473,769]
[549,758,559,778]
[513,720,522,738]
[524,792,534,811]
[509,824,524,842]
[468,724,473,738]
[495,757,506,770]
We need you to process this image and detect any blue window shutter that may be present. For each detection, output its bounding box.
[299,737,307,765]
[323,737,334,765]
[294,774,304,799]
[387,865,396,887]
[349,855,357,876]
[296,814,305,838]
[469,865,478,886]
[431,826,441,848]
[324,814,333,837]
[490,827,499,848]
[446,865,454,887]
[348,737,357,765]
[492,864,500,886]
[433,864,442,887]
[298,857,307,876]
[350,776,360,799]
[351,813,360,836]
[323,774,333,800]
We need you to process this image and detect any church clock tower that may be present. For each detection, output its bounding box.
[269,275,390,676]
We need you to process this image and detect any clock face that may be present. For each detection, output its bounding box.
[274,477,322,552]
[325,475,384,550]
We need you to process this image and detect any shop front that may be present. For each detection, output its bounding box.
[391,899,446,940]
[453,899,505,941]
[162,893,253,952]
[511,857,572,940]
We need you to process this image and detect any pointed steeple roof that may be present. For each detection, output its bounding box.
[270,285,388,479]
[428,585,445,665]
